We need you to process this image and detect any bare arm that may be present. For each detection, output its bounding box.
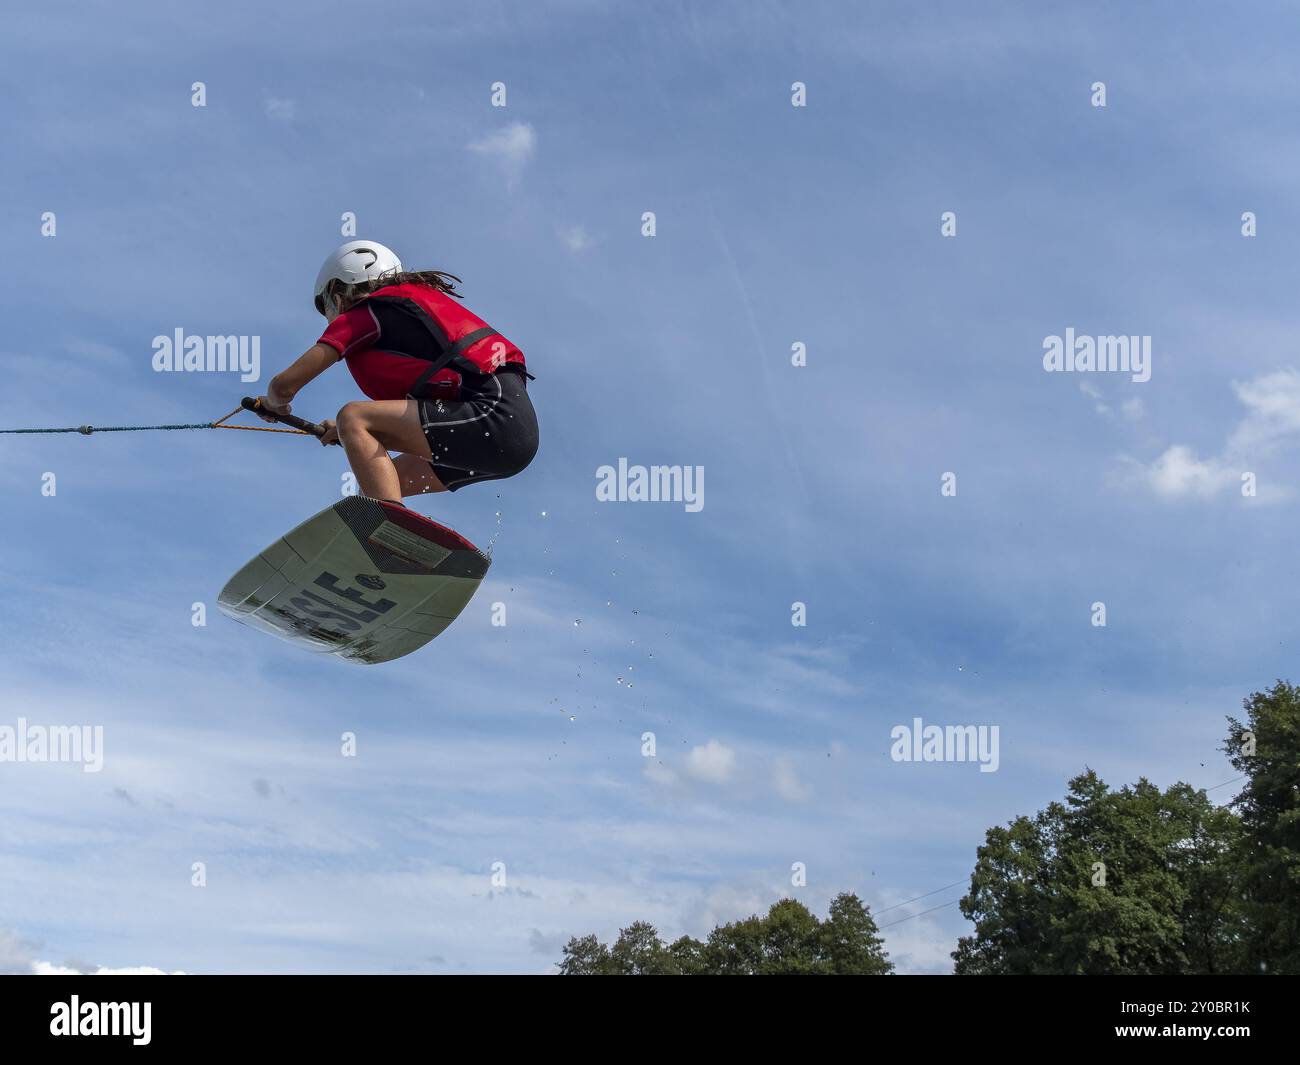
[265,343,340,410]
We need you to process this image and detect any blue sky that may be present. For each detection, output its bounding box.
[2,0,1298,974]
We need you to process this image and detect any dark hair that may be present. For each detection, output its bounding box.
[321,269,464,315]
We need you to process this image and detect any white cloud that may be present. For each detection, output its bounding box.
[773,758,810,802]
[1079,380,1110,415]
[0,928,35,974]
[676,879,779,936]
[33,962,183,975]
[877,914,960,974]
[1121,369,1300,500]
[682,739,736,785]
[468,122,536,187]
[558,225,595,253]
[264,98,296,122]
[1,932,182,975]
[1226,367,1300,453]
[1146,445,1235,499]
[1081,382,1145,421]
[642,760,677,786]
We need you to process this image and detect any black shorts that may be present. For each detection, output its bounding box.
[417,366,538,491]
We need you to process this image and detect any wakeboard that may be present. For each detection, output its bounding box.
[217,496,489,664]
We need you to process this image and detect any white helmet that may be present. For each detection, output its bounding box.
[313,239,403,315]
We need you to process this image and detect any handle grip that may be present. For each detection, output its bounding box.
[240,397,339,445]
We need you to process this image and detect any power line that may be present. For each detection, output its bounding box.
[872,879,967,916]
[879,898,963,930]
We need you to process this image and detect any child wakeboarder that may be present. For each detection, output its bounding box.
[257,240,537,504]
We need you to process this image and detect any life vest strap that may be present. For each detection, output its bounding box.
[452,326,497,354]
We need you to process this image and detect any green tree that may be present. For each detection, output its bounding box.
[559,922,683,974]
[821,892,893,974]
[559,894,892,975]
[705,899,825,974]
[665,934,707,975]
[556,933,614,975]
[607,921,679,975]
[952,770,1243,974]
[1225,680,1300,974]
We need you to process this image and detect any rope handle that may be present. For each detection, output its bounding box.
[236,397,339,445]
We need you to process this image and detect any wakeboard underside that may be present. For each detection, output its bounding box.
[217,496,489,664]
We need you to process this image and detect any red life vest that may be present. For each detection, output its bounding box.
[317,282,525,401]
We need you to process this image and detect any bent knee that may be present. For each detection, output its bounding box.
[335,401,370,438]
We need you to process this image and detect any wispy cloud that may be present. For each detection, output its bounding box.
[558,224,595,252]
[773,758,810,802]
[3,928,181,975]
[682,739,737,784]
[264,98,296,122]
[34,962,184,975]
[1118,369,1300,500]
[468,122,536,187]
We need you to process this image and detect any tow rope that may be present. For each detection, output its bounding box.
[0,398,338,443]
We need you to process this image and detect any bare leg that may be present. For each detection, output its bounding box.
[393,452,449,496]
[334,399,432,500]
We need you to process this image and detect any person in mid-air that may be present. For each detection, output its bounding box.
[257,239,537,503]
